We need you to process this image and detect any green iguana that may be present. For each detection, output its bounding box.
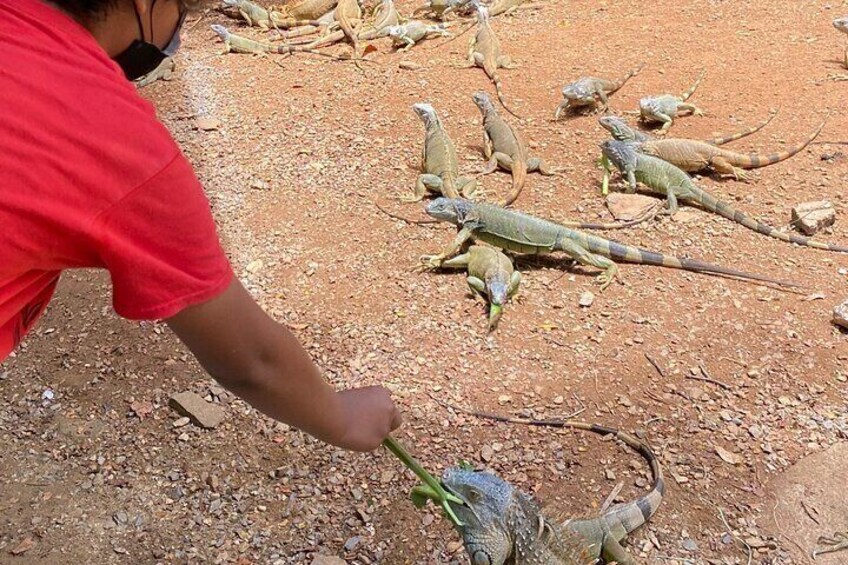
[600,114,826,181]
[388,21,451,51]
[834,17,848,78]
[598,111,778,148]
[472,91,553,207]
[554,64,644,118]
[440,407,664,565]
[405,104,479,202]
[439,245,520,331]
[468,4,520,118]
[222,0,275,28]
[134,56,175,88]
[412,0,474,20]
[211,24,352,60]
[599,139,848,253]
[638,71,705,135]
[420,198,799,289]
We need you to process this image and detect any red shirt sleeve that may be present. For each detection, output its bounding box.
[92,154,233,320]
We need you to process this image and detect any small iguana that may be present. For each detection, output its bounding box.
[134,56,175,88]
[405,104,479,202]
[598,111,778,148]
[439,245,520,331]
[222,0,274,28]
[600,140,848,253]
[488,0,532,17]
[554,64,644,119]
[835,17,848,66]
[420,198,799,289]
[441,409,664,565]
[468,4,520,118]
[600,114,826,181]
[638,71,705,135]
[211,24,277,53]
[412,0,474,20]
[813,531,848,559]
[388,21,451,51]
[472,91,553,207]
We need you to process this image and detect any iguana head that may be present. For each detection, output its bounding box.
[561,81,593,105]
[474,2,490,22]
[600,139,638,172]
[412,103,441,129]
[425,197,472,225]
[598,115,639,142]
[210,24,230,40]
[471,91,495,114]
[442,467,514,565]
[834,17,848,34]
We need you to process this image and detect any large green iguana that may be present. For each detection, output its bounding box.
[439,245,520,331]
[554,64,644,118]
[420,198,799,289]
[599,140,848,253]
[440,406,665,565]
[467,4,520,118]
[638,71,705,135]
[599,111,778,146]
[404,104,479,202]
[599,114,826,181]
[472,91,553,207]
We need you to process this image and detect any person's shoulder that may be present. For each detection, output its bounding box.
[0,0,180,209]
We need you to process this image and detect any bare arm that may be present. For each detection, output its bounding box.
[166,279,401,451]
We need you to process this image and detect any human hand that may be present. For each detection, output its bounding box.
[330,386,402,452]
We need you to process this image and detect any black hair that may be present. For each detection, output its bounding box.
[51,0,120,18]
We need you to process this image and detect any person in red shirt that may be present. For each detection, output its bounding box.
[0,0,402,452]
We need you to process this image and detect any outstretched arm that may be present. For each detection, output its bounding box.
[166,279,401,452]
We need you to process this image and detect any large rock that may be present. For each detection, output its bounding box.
[791,200,835,235]
[606,193,658,221]
[169,391,225,429]
[833,299,848,330]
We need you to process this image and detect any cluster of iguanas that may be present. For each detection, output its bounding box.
[140,5,848,564]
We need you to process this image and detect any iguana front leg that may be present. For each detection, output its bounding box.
[600,154,613,196]
[654,113,674,135]
[466,276,487,301]
[456,177,480,199]
[440,252,472,269]
[507,270,521,297]
[554,100,570,120]
[418,226,475,271]
[596,89,610,112]
[497,55,517,69]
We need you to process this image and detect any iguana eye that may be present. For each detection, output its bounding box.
[467,489,482,503]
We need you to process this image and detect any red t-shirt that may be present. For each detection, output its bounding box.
[0,0,234,361]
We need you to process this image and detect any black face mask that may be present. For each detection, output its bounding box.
[113,1,185,81]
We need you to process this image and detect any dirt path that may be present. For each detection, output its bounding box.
[1,0,847,563]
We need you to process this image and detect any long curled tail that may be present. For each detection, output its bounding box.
[498,160,526,206]
[680,70,705,101]
[706,109,778,145]
[436,401,664,535]
[734,117,827,169]
[613,61,645,90]
[691,186,848,253]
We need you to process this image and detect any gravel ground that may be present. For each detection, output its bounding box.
[1,0,847,563]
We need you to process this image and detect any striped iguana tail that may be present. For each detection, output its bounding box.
[679,70,705,102]
[716,117,827,169]
[705,108,778,146]
[609,62,646,93]
[684,183,848,253]
[573,230,803,287]
[437,402,664,539]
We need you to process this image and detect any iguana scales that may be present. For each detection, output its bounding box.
[468,4,520,118]
[600,139,848,253]
[554,64,644,119]
[441,407,664,565]
[600,114,825,181]
[420,198,799,289]
[472,91,553,207]
[388,21,451,51]
[404,104,479,202]
[439,244,520,331]
[638,71,705,135]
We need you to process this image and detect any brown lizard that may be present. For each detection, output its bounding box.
[601,114,827,181]
[467,4,520,118]
[334,0,363,64]
[472,91,553,206]
[639,71,705,135]
[554,63,644,118]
